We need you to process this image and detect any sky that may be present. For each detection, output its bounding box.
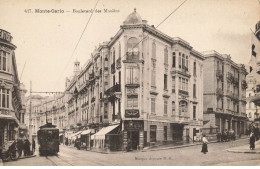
[0,0,259,95]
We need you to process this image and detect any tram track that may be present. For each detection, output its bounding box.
[45,154,74,166]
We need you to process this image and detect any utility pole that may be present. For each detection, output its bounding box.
[29,81,32,151]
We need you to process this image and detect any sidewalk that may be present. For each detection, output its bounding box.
[227,140,260,154]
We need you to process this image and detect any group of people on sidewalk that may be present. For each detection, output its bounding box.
[216,129,236,142]
[16,138,36,157]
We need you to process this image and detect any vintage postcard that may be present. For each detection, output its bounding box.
[0,0,260,166]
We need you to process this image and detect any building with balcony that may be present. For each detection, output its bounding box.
[249,21,260,125]
[0,29,23,154]
[203,51,248,137]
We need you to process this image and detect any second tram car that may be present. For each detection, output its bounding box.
[37,123,59,155]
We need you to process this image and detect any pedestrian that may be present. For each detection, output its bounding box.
[254,126,259,141]
[201,134,208,154]
[32,138,35,153]
[17,138,23,157]
[249,132,255,150]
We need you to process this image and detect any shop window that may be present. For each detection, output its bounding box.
[150,125,157,142]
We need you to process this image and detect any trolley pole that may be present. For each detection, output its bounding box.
[29,81,32,152]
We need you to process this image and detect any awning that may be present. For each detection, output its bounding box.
[81,129,92,135]
[0,114,19,124]
[59,133,64,136]
[91,124,119,140]
[70,131,82,139]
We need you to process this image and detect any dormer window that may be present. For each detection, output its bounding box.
[127,37,139,60]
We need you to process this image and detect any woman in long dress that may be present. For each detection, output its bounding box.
[201,134,209,154]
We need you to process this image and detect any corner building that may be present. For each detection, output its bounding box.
[78,9,205,150]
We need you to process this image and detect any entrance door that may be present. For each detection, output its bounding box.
[0,129,3,148]
[128,131,139,150]
[172,124,184,141]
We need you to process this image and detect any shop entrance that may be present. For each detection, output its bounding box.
[128,131,139,150]
[171,124,184,141]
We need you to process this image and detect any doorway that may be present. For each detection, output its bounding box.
[128,131,139,150]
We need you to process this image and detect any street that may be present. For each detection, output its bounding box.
[3,138,260,166]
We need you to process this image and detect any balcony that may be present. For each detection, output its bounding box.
[111,63,116,74]
[179,89,189,96]
[216,88,223,98]
[116,57,121,69]
[104,84,121,99]
[216,70,223,81]
[226,72,234,83]
[241,80,248,89]
[126,51,139,61]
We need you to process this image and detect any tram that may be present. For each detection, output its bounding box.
[37,123,59,155]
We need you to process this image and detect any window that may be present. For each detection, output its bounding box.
[0,51,1,70]
[186,55,189,71]
[179,77,181,89]
[113,48,115,63]
[8,124,15,141]
[227,99,230,109]
[151,98,156,114]
[249,112,252,118]
[152,42,156,59]
[126,67,139,84]
[127,37,139,60]
[3,51,6,71]
[150,125,157,142]
[164,74,167,90]
[172,76,175,93]
[193,62,196,76]
[172,101,175,113]
[127,95,138,108]
[0,89,9,108]
[151,69,156,87]
[164,100,168,115]
[182,54,185,69]
[193,83,196,98]
[193,105,196,119]
[164,48,168,64]
[179,100,188,116]
[179,53,181,68]
[172,52,176,68]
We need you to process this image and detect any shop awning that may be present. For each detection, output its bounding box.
[91,124,119,140]
[81,129,92,135]
[70,131,82,139]
[0,114,19,124]
[59,133,64,136]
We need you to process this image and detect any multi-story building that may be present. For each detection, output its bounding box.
[29,9,205,151]
[250,21,260,123]
[0,29,23,153]
[62,9,205,151]
[203,51,248,136]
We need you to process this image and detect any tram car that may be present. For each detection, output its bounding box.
[37,123,59,155]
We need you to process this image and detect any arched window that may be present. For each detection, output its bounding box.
[164,47,168,64]
[179,100,188,116]
[152,42,156,59]
[127,37,139,60]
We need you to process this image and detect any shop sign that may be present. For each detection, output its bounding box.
[124,120,143,130]
[125,109,140,118]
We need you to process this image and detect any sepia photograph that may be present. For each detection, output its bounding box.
[0,0,260,166]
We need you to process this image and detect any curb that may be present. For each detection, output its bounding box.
[227,150,260,154]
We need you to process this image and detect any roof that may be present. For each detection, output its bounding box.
[91,124,119,140]
[123,8,142,25]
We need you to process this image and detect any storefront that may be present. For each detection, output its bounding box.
[123,120,144,151]
[91,124,121,152]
